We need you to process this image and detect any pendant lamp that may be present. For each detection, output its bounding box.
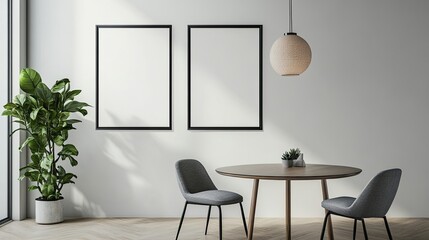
[270,0,312,76]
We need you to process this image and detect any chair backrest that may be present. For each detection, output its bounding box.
[350,168,402,218]
[175,159,217,197]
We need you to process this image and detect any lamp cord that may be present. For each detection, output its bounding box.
[289,0,293,33]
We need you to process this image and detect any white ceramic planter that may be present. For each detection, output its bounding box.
[35,198,64,224]
[282,160,293,168]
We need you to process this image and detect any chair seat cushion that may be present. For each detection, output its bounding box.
[322,197,356,216]
[185,190,243,205]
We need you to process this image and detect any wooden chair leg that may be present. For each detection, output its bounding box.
[205,205,211,235]
[362,219,368,240]
[175,202,188,240]
[239,202,248,237]
[383,216,393,240]
[320,212,331,240]
[217,206,222,240]
[353,219,357,240]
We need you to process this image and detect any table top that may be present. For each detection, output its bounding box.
[216,164,362,180]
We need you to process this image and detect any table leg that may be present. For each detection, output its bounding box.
[285,180,291,240]
[321,179,334,240]
[248,179,259,240]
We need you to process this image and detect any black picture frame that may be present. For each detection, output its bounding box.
[96,25,172,130]
[187,25,263,130]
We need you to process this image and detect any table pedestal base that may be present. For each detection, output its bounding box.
[285,180,291,239]
[247,179,334,240]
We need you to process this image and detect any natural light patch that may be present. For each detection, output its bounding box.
[104,138,136,169]
[71,186,106,217]
[128,174,148,189]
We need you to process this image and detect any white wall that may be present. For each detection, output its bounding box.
[27,0,429,218]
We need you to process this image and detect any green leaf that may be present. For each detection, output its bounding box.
[40,155,53,171]
[41,172,50,181]
[78,109,88,116]
[46,174,57,184]
[34,83,52,103]
[27,137,45,153]
[13,94,27,106]
[24,170,40,182]
[57,166,66,177]
[31,154,41,164]
[41,184,55,198]
[61,173,77,184]
[59,112,70,121]
[59,144,79,156]
[27,95,38,106]
[3,103,17,110]
[52,92,63,110]
[19,68,42,94]
[65,89,81,101]
[47,184,55,195]
[19,136,34,151]
[3,109,20,118]
[61,130,68,142]
[1,110,13,116]
[30,107,42,120]
[64,101,90,112]
[53,135,65,146]
[68,156,78,167]
[66,119,81,124]
[51,79,70,92]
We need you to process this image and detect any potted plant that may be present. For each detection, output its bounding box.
[2,68,89,224]
[281,148,301,168]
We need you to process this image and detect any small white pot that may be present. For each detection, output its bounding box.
[282,160,293,168]
[35,198,64,224]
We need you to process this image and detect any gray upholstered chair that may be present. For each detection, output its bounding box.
[320,168,402,240]
[175,159,248,240]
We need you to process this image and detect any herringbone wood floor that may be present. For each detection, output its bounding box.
[0,217,428,240]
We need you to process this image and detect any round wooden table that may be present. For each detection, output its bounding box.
[216,164,362,240]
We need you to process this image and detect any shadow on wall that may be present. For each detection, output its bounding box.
[61,113,184,218]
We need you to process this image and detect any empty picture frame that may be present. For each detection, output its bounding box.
[188,25,263,130]
[96,25,172,130]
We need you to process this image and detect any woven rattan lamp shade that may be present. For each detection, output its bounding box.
[270,33,312,76]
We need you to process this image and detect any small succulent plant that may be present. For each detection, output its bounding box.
[281,148,301,161]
